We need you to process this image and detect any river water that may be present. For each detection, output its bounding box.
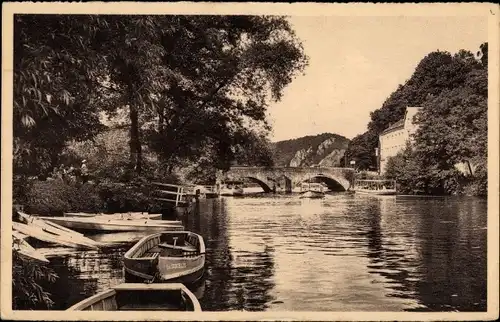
[45,193,487,311]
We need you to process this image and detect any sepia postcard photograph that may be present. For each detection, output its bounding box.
[1,2,499,321]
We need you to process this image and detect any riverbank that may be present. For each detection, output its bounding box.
[352,172,486,198]
[16,173,486,220]
[14,178,162,216]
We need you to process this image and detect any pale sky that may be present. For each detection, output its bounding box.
[268,16,487,142]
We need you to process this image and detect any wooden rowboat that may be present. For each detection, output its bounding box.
[219,186,244,196]
[123,231,205,284]
[17,212,101,249]
[64,212,162,220]
[67,283,201,311]
[353,179,397,196]
[40,216,184,233]
[13,221,99,250]
[13,231,49,263]
[354,188,396,196]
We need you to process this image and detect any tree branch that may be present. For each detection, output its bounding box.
[100,83,122,93]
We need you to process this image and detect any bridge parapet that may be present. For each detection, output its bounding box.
[219,166,355,192]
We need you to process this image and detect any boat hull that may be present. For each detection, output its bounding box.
[354,189,397,195]
[220,190,244,196]
[124,261,205,285]
[17,212,100,249]
[12,221,98,250]
[41,217,184,232]
[219,185,244,196]
[64,212,163,220]
[67,283,202,311]
[13,233,49,263]
[123,231,206,285]
[299,191,325,199]
[158,254,205,284]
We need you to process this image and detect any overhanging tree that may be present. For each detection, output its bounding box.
[14,15,308,183]
[145,16,308,173]
[13,15,106,177]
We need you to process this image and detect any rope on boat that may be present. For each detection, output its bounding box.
[145,268,162,284]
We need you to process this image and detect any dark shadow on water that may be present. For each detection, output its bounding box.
[357,196,487,312]
[184,199,276,311]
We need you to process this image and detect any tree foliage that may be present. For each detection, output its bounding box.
[145,16,307,172]
[12,249,58,310]
[14,15,307,185]
[346,45,487,172]
[233,129,275,167]
[382,43,488,195]
[14,15,106,176]
[343,131,378,170]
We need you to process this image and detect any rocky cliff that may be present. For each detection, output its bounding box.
[272,133,350,167]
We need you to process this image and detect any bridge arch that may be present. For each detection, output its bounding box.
[219,166,354,193]
[242,177,272,193]
[308,175,346,192]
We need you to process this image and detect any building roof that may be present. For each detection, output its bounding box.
[379,106,423,136]
[380,119,404,135]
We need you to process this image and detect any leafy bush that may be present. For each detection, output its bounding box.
[12,250,58,310]
[355,171,380,180]
[463,163,487,197]
[24,178,160,214]
[70,182,106,212]
[385,145,484,196]
[24,179,75,215]
[98,180,156,213]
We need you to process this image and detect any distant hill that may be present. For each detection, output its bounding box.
[271,133,350,167]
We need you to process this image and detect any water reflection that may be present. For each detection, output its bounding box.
[183,199,277,311]
[45,194,486,312]
[46,247,127,309]
[358,196,487,311]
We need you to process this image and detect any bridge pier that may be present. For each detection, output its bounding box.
[285,177,292,193]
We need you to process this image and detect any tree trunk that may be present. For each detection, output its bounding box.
[129,104,142,175]
[466,160,474,176]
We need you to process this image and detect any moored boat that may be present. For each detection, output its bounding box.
[64,212,162,220]
[13,231,49,263]
[354,188,396,195]
[219,181,244,196]
[353,179,397,196]
[123,231,205,284]
[40,216,184,233]
[299,190,325,199]
[12,221,99,250]
[219,187,244,196]
[189,185,218,199]
[67,283,201,311]
[299,180,326,199]
[17,212,101,249]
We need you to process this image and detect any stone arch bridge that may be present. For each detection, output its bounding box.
[217,166,355,193]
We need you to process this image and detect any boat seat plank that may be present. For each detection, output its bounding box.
[147,246,162,253]
[158,242,197,252]
[143,252,159,260]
